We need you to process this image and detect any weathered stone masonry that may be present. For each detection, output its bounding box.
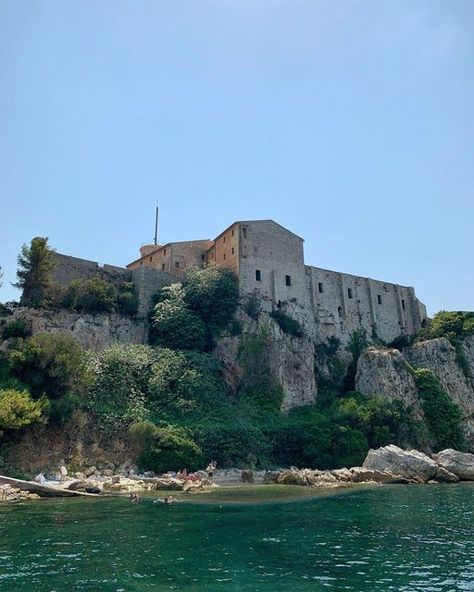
[52,219,427,344]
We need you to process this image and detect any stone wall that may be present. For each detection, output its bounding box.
[53,253,131,287]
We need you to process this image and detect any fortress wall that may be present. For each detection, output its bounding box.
[308,266,424,344]
[53,253,132,287]
[131,266,176,317]
[238,221,310,310]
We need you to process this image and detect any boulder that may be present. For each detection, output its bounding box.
[330,468,352,482]
[432,449,474,481]
[362,445,438,483]
[434,466,459,483]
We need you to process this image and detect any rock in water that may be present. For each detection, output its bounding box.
[432,449,474,481]
[363,445,438,482]
[241,469,254,484]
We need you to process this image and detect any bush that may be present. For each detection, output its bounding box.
[136,423,203,472]
[151,285,207,350]
[2,320,31,340]
[117,283,138,316]
[270,310,304,337]
[0,388,46,431]
[8,333,87,400]
[413,368,465,451]
[63,278,117,314]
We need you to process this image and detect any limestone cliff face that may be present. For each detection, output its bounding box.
[6,308,147,352]
[355,337,474,446]
[214,311,317,411]
[355,348,420,412]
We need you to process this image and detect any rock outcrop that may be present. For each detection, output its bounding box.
[355,337,474,446]
[362,445,438,482]
[432,449,474,481]
[6,308,148,351]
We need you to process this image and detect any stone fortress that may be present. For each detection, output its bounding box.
[54,219,428,345]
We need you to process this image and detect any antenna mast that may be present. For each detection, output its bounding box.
[154,205,159,245]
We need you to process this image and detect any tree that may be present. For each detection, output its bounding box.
[0,388,46,431]
[8,333,87,399]
[63,278,117,313]
[15,237,56,308]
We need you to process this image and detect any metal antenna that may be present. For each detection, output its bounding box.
[154,205,159,245]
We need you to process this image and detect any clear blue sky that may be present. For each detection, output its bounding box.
[1,0,473,314]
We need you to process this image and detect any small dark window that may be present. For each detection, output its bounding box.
[223,253,226,260]
[318,282,323,294]
[164,249,167,255]
[285,275,291,286]
[161,263,165,270]
[201,254,205,261]
[377,295,382,305]
[223,236,226,243]
[242,227,247,238]
[232,229,234,237]
[175,261,180,269]
[348,288,353,299]
[402,299,406,310]
[140,261,143,266]
[255,270,261,281]
[277,300,282,309]
[338,306,342,317]
[149,256,152,262]
[231,247,234,255]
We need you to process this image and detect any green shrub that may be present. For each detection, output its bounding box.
[117,284,138,316]
[63,278,117,314]
[2,320,31,340]
[151,285,207,350]
[270,309,304,337]
[413,368,465,451]
[243,294,261,320]
[8,333,87,400]
[137,423,203,472]
[0,388,47,431]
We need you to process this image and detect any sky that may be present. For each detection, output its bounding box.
[0,0,473,315]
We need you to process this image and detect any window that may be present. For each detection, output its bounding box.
[223,253,226,260]
[285,275,291,286]
[140,261,143,266]
[232,229,234,237]
[338,306,342,318]
[255,269,261,281]
[402,299,406,310]
[223,236,226,243]
[161,264,165,270]
[175,261,180,269]
[377,294,382,305]
[242,227,247,238]
[318,282,324,294]
[348,288,353,299]
[231,247,234,255]
[201,254,205,261]
[149,256,152,262]
[164,249,167,255]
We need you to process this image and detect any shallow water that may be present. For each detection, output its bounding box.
[0,483,473,591]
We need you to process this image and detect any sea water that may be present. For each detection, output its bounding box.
[0,484,473,591]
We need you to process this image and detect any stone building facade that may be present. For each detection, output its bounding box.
[52,219,427,344]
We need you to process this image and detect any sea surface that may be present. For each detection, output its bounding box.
[0,483,473,591]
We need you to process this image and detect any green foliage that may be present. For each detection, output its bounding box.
[117,283,138,316]
[413,368,465,451]
[0,388,46,431]
[388,334,414,350]
[243,293,261,321]
[416,311,474,379]
[151,284,207,350]
[8,333,87,400]
[131,422,203,472]
[270,309,304,337]
[343,329,369,391]
[2,320,31,340]
[62,278,117,314]
[182,265,239,337]
[15,237,56,308]
[151,266,239,351]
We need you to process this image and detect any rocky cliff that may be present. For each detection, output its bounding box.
[356,337,474,446]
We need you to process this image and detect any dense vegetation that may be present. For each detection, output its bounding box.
[0,239,471,472]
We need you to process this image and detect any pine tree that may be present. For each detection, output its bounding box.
[15,237,56,307]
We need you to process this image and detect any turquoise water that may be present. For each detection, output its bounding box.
[0,484,473,591]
